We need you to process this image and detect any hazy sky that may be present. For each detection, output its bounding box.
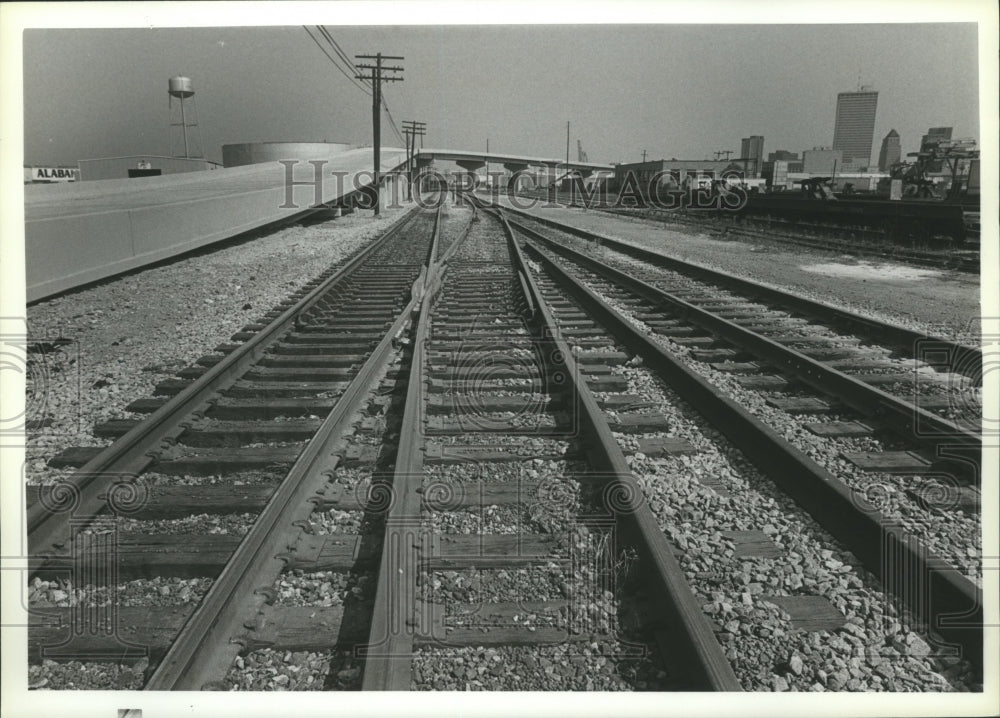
[22,23,980,167]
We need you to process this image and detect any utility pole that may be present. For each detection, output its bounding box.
[713,150,733,161]
[403,125,412,198]
[559,121,569,202]
[355,53,403,215]
[402,120,425,200]
[641,149,647,163]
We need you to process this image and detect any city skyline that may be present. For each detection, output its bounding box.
[14,23,982,170]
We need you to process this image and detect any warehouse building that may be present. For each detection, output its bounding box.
[78,155,221,181]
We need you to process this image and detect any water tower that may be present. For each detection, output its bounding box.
[168,76,203,158]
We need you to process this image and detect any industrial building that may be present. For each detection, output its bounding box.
[77,155,221,181]
[786,171,887,193]
[612,158,751,191]
[919,127,953,172]
[921,126,953,149]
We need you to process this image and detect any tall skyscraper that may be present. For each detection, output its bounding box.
[832,89,878,169]
[877,129,901,171]
[740,135,764,177]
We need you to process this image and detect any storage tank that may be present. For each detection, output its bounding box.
[168,76,195,98]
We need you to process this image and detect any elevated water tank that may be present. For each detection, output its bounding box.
[168,76,195,99]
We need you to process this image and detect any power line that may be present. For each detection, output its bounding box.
[313,26,405,147]
[381,94,406,146]
[318,26,363,80]
[303,26,370,96]
[302,26,371,96]
[318,26,356,71]
[306,27,406,156]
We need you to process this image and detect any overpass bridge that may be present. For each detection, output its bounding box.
[411,148,613,186]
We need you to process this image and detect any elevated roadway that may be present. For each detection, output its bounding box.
[25,148,405,302]
[23,145,611,302]
[414,148,612,175]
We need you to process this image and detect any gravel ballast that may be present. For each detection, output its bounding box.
[25,204,415,487]
[528,257,979,691]
[540,248,982,586]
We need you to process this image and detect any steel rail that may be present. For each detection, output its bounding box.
[507,216,982,483]
[360,195,468,688]
[425,201,444,280]
[495,207,744,691]
[515,230,984,673]
[27,206,424,561]
[361,235,449,690]
[495,200,982,383]
[144,279,426,689]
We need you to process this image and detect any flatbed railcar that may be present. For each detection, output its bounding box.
[737,193,969,247]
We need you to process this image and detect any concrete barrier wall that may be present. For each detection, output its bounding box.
[25,148,406,302]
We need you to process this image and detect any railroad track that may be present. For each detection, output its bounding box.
[480,199,982,678]
[24,193,983,691]
[26,197,742,691]
[513,192,980,273]
[27,201,443,687]
[361,202,739,690]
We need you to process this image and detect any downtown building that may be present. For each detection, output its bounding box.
[877,129,901,171]
[802,147,843,175]
[832,89,878,171]
[740,135,765,177]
